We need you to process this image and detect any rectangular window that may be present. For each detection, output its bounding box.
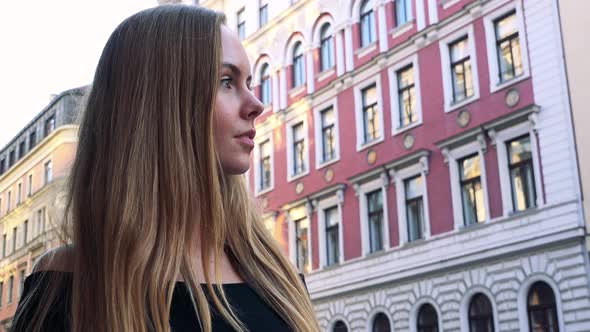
[259,140,271,191]
[294,217,309,272]
[7,191,11,212]
[320,107,336,163]
[12,227,17,252]
[19,270,25,297]
[360,5,376,47]
[324,206,340,266]
[459,154,485,225]
[9,150,15,167]
[494,11,523,83]
[397,65,417,128]
[28,174,33,197]
[37,208,45,236]
[8,276,13,304]
[237,7,246,40]
[18,141,26,159]
[17,183,22,205]
[2,234,6,257]
[366,189,384,253]
[292,122,306,175]
[362,84,379,144]
[449,36,474,102]
[259,0,268,27]
[405,175,425,242]
[44,160,53,185]
[292,44,305,88]
[395,0,413,26]
[0,158,5,175]
[45,114,56,137]
[0,281,3,307]
[23,220,28,245]
[320,25,334,72]
[508,135,536,212]
[29,130,37,150]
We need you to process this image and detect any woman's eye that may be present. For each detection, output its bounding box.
[221,77,232,89]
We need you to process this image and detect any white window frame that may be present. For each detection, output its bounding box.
[489,119,543,217]
[27,173,33,197]
[44,159,53,185]
[16,182,22,205]
[316,190,345,269]
[354,75,385,151]
[442,135,491,230]
[388,55,423,136]
[439,24,481,113]
[253,131,274,196]
[517,276,565,332]
[313,97,341,169]
[391,157,431,245]
[409,299,444,332]
[354,172,390,256]
[286,112,310,182]
[287,203,313,273]
[460,287,500,332]
[483,1,530,93]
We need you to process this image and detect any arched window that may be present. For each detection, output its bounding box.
[417,304,439,332]
[469,293,495,332]
[372,312,391,332]
[528,281,559,332]
[260,63,271,106]
[333,320,348,332]
[360,0,376,47]
[320,23,334,72]
[292,41,305,88]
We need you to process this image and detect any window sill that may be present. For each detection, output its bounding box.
[355,42,377,58]
[356,136,384,152]
[287,170,310,183]
[255,185,274,197]
[316,156,340,170]
[317,68,336,82]
[393,120,422,136]
[390,21,414,38]
[490,73,529,94]
[288,85,307,98]
[445,94,479,113]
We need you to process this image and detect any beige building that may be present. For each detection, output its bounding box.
[0,88,84,331]
[559,1,590,253]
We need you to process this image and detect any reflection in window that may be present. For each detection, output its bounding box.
[405,175,425,242]
[397,65,417,128]
[494,11,523,82]
[295,217,310,273]
[449,36,474,102]
[362,84,379,144]
[527,281,559,332]
[360,0,376,47]
[508,135,536,212]
[292,42,305,88]
[320,23,335,72]
[367,189,384,253]
[459,154,485,225]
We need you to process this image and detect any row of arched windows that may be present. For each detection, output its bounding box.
[329,281,559,332]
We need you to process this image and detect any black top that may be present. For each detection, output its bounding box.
[12,271,305,331]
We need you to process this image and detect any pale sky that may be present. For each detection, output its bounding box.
[0,0,160,148]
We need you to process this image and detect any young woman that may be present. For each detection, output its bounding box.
[12,4,320,332]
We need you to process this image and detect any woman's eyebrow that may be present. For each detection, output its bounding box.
[222,62,252,81]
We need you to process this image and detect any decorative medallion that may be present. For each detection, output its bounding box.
[505,88,520,108]
[457,109,471,128]
[324,168,334,183]
[367,149,378,165]
[403,133,415,150]
[295,182,304,195]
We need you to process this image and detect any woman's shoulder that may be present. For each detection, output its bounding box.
[32,245,74,274]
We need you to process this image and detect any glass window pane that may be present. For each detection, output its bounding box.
[372,313,391,332]
[363,85,378,106]
[398,66,414,88]
[495,12,518,40]
[322,107,335,127]
[460,155,481,180]
[450,37,469,62]
[293,123,304,141]
[405,176,423,200]
[333,321,348,332]
[508,136,532,164]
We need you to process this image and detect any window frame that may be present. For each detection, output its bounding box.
[354,76,384,151]
[313,98,341,169]
[259,0,268,27]
[44,160,53,185]
[395,0,413,27]
[360,0,377,48]
[483,2,530,93]
[320,23,335,72]
[392,156,431,245]
[286,112,310,182]
[355,174,390,256]
[292,42,306,88]
[458,153,486,226]
[489,120,543,216]
[254,132,274,196]
[439,24,480,113]
[237,7,246,40]
[316,190,345,269]
[287,204,313,273]
[44,114,56,137]
[410,300,443,332]
[260,63,272,107]
[388,55,422,135]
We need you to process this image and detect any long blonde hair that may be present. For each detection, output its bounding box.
[12,5,319,332]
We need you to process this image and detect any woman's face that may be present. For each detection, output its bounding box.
[214,25,264,175]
